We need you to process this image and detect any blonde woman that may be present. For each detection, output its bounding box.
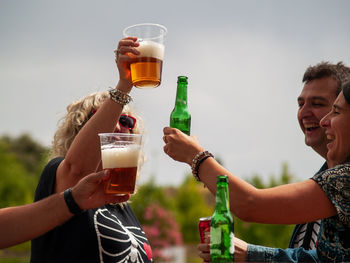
[31,38,154,263]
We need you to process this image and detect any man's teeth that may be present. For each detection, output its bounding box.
[304,123,319,131]
[327,134,335,140]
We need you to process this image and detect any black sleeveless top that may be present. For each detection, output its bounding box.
[30,157,153,263]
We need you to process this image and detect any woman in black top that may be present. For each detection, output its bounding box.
[31,37,153,263]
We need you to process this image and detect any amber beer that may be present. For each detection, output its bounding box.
[101,145,141,194]
[130,40,164,88]
[123,23,167,89]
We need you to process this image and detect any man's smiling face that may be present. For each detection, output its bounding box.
[297,77,338,158]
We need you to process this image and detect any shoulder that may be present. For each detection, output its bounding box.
[41,157,64,183]
[312,163,350,225]
[46,157,65,170]
[312,163,350,187]
[34,157,64,201]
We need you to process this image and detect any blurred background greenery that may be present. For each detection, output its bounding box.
[0,134,295,263]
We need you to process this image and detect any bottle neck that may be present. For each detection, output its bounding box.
[215,183,230,213]
[175,82,188,106]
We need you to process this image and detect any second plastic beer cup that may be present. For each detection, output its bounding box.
[123,23,167,89]
[98,133,142,194]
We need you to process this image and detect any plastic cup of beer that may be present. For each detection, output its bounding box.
[123,23,167,89]
[98,133,142,194]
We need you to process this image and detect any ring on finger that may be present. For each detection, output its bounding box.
[114,49,122,58]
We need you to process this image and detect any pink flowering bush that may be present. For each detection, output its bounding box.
[142,203,183,262]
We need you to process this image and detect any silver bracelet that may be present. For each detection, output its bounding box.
[109,88,132,105]
[191,151,214,181]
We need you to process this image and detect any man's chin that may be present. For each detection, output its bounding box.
[304,129,323,146]
[304,138,319,148]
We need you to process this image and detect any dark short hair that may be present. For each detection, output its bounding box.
[303,61,350,96]
[342,80,350,105]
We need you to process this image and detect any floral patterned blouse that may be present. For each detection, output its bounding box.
[312,162,350,262]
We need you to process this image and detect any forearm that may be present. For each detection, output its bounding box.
[65,98,123,173]
[0,192,72,249]
[197,158,335,224]
[58,83,129,192]
[0,170,132,248]
[163,129,335,223]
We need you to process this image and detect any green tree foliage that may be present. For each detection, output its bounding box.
[1,134,49,176]
[0,134,48,208]
[173,175,213,243]
[0,140,34,207]
[130,177,176,222]
[130,174,214,244]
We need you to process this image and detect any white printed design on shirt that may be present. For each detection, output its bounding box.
[94,208,151,263]
[293,224,307,248]
[292,221,320,249]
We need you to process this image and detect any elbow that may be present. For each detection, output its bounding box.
[234,210,255,222]
[60,158,83,179]
[55,158,85,193]
[230,192,259,222]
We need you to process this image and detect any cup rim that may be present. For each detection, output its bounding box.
[98,132,142,138]
[123,23,167,40]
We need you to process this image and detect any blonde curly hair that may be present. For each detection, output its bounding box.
[50,91,144,159]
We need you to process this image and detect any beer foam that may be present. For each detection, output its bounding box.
[137,40,164,60]
[101,145,140,168]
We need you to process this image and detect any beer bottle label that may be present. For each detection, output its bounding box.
[229,232,235,254]
[210,226,221,245]
[175,98,187,105]
[210,226,221,255]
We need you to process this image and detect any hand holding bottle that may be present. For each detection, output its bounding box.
[197,236,248,262]
[198,239,211,262]
[163,127,204,165]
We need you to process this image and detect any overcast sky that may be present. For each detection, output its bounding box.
[1,0,350,186]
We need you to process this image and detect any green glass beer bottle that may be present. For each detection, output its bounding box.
[170,76,191,135]
[210,175,234,263]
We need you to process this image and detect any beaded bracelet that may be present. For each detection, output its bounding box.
[191,150,214,181]
[109,88,132,105]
